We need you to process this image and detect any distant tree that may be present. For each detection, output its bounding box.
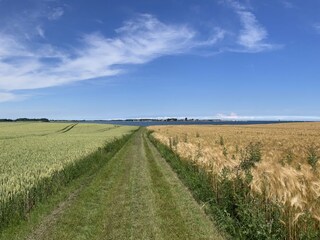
[15,118,49,122]
[0,119,13,122]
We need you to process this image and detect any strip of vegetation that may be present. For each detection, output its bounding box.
[0,129,137,231]
[0,118,50,122]
[148,131,320,240]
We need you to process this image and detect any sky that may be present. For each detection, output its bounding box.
[0,0,319,120]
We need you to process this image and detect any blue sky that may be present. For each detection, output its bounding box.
[0,0,319,120]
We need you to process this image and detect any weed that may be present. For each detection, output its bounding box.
[219,136,224,146]
[240,142,262,170]
[307,144,318,170]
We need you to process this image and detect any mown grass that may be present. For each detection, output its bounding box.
[143,134,224,240]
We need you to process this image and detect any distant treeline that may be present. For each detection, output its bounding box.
[0,118,50,122]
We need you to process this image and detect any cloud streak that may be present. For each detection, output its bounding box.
[0,14,224,97]
[0,2,280,102]
[0,92,19,102]
[280,0,295,9]
[226,0,280,52]
[47,7,64,21]
[216,113,320,121]
[314,23,320,34]
[36,26,45,39]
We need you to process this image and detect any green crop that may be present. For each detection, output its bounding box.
[0,122,137,228]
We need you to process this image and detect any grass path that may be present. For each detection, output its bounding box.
[9,128,223,240]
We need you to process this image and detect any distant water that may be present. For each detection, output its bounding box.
[90,120,297,127]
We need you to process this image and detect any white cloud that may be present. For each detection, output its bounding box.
[0,6,281,103]
[36,26,45,38]
[237,11,272,51]
[217,112,239,119]
[48,7,64,20]
[0,2,65,42]
[0,34,29,57]
[0,92,19,102]
[314,23,320,34]
[0,14,223,95]
[281,0,295,9]
[226,0,280,52]
[215,113,320,121]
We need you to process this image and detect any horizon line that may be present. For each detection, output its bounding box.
[3,116,320,122]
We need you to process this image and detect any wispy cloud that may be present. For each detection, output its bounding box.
[216,113,320,121]
[0,2,65,42]
[237,11,275,52]
[0,14,223,96]
[47,7,64,20]
[226,0,280,52]
[36,25,45,39]
[0,1,281,102]
[280,0,295,9]
[0,34,28,57]
[0,92,22,103]
[313,23,320,34]
[217,112,239,119]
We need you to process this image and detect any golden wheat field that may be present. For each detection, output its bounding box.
[148,123,320,233]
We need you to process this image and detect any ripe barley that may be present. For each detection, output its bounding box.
[149,123,320,238]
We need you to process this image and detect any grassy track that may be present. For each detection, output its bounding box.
[4,128,223,240]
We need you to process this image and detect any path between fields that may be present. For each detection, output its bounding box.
[27,129,224,240]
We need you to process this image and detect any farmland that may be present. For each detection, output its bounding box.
[0,122,137,228]
[2,121,319,239]
[149,123,320,239]
[0,124,224,240]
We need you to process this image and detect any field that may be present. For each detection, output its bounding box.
[149,123,320,239]
[0,122,137,228]
[3,121,319,239]
[0,126,224,240]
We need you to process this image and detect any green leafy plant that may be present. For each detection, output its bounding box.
[240,142,262,170]
[307,144,318,170]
